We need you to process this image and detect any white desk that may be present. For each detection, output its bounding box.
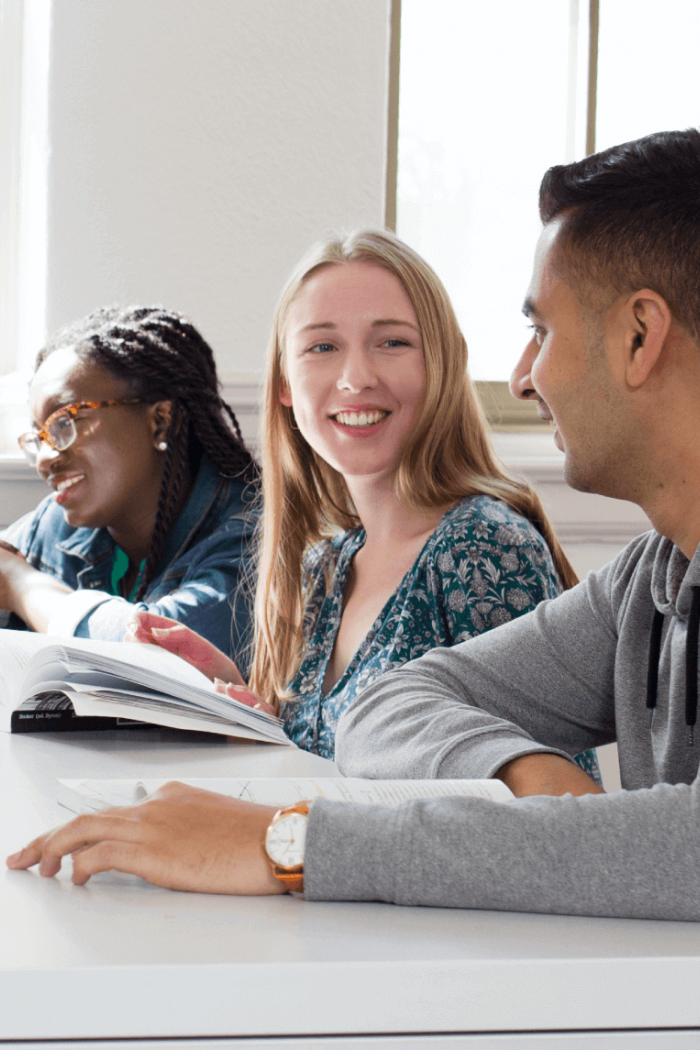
[1,730,700,1049]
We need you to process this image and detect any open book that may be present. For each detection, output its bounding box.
[56,776,514,814]
[0,629,288,743]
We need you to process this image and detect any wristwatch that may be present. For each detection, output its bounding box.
[264,801,310,893]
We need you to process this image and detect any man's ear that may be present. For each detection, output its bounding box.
[278,377,292,408]
[149,400,173,448]
[621,290,672,389]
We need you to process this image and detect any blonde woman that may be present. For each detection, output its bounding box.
[130,229,598,780]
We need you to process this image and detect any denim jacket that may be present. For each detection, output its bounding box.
[1,457,257,668]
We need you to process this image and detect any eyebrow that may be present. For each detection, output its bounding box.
[31,392,84,428]
[372,319,420,331]
[298,318,420,334]
[522,297,539,319]
[31,398,67,428]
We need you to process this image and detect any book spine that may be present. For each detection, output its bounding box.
[11,710,143,733]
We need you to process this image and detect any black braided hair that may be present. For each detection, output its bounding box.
[37,305,259,601]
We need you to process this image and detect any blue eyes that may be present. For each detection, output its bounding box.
[307,338,410,354]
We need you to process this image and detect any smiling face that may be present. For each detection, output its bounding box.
[280,261,426,487]
[510,220,627,496]
[29,347,169,547]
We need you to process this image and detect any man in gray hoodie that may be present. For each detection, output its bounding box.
[325,127,700,920]
[9,129,700,920]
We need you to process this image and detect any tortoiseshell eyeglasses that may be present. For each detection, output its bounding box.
[18,399,144,465]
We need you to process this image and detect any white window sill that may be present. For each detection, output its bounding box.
[0,378,652,553]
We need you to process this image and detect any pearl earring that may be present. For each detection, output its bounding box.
[157,441,167,451]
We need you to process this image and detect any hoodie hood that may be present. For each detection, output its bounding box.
[649,536,700,620]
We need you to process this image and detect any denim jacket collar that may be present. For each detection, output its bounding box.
[55,457,226,575]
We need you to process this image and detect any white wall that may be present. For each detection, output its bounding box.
[45,0,392,378]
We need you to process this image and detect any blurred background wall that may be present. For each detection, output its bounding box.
[45,0,392,378]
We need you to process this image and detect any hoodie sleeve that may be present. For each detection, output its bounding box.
[302,539,700,920]
[335,568,620,781]
[304,778,700,920]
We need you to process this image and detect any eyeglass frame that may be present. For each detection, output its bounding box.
[18,399,145,463]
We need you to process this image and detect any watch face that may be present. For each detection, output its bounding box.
[265,812,307,869]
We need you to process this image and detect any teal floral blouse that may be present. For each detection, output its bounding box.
[283,495,601,783]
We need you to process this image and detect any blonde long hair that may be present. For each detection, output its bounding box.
[250,229,577,711]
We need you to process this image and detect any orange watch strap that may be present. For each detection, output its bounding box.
[266,801,310,894]
[272,868,305,893]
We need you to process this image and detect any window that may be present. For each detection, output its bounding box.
[397,0,699,389]
[596,0,700,151]
[0,0,50,452]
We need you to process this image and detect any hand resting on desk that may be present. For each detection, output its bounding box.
[6,754,600,893]
[6,781,286,894]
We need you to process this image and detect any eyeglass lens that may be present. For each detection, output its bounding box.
[20,413,77,464]
[49,413,77,449]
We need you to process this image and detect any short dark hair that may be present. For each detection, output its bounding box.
[37,305,259,600]
[539,128,700,342]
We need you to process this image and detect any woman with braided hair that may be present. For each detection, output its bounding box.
[0,305,258,664]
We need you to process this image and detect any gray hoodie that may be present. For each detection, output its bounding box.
[303,530,700,920]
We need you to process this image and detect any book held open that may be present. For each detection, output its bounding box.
[0,629,288,743]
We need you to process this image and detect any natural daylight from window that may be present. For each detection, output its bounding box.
[397,0,700,381]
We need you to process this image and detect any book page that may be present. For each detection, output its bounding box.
[0,631,59,730]
[28,637,215,692]
[21,635,283,731]
[56,776,514,815]
[64,691,289,743]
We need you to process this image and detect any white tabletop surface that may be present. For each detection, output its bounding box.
[1,729,700,1043]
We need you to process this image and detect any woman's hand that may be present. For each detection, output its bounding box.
[6,781,286,894]
[0,539,24,558]
[124,610,245,685]
[0,545,71,629]
[214,678,276,717]
[0,543,28,610]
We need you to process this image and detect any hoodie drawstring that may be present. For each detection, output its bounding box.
[646,585,700,745]
[685,586,700,746]
[646,608,664,722]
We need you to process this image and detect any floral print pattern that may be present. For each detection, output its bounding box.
[283,495,601,784]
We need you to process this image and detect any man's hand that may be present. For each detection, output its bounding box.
[496,753,605,797]
[125,611,245,685]
[6,782,286,894]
